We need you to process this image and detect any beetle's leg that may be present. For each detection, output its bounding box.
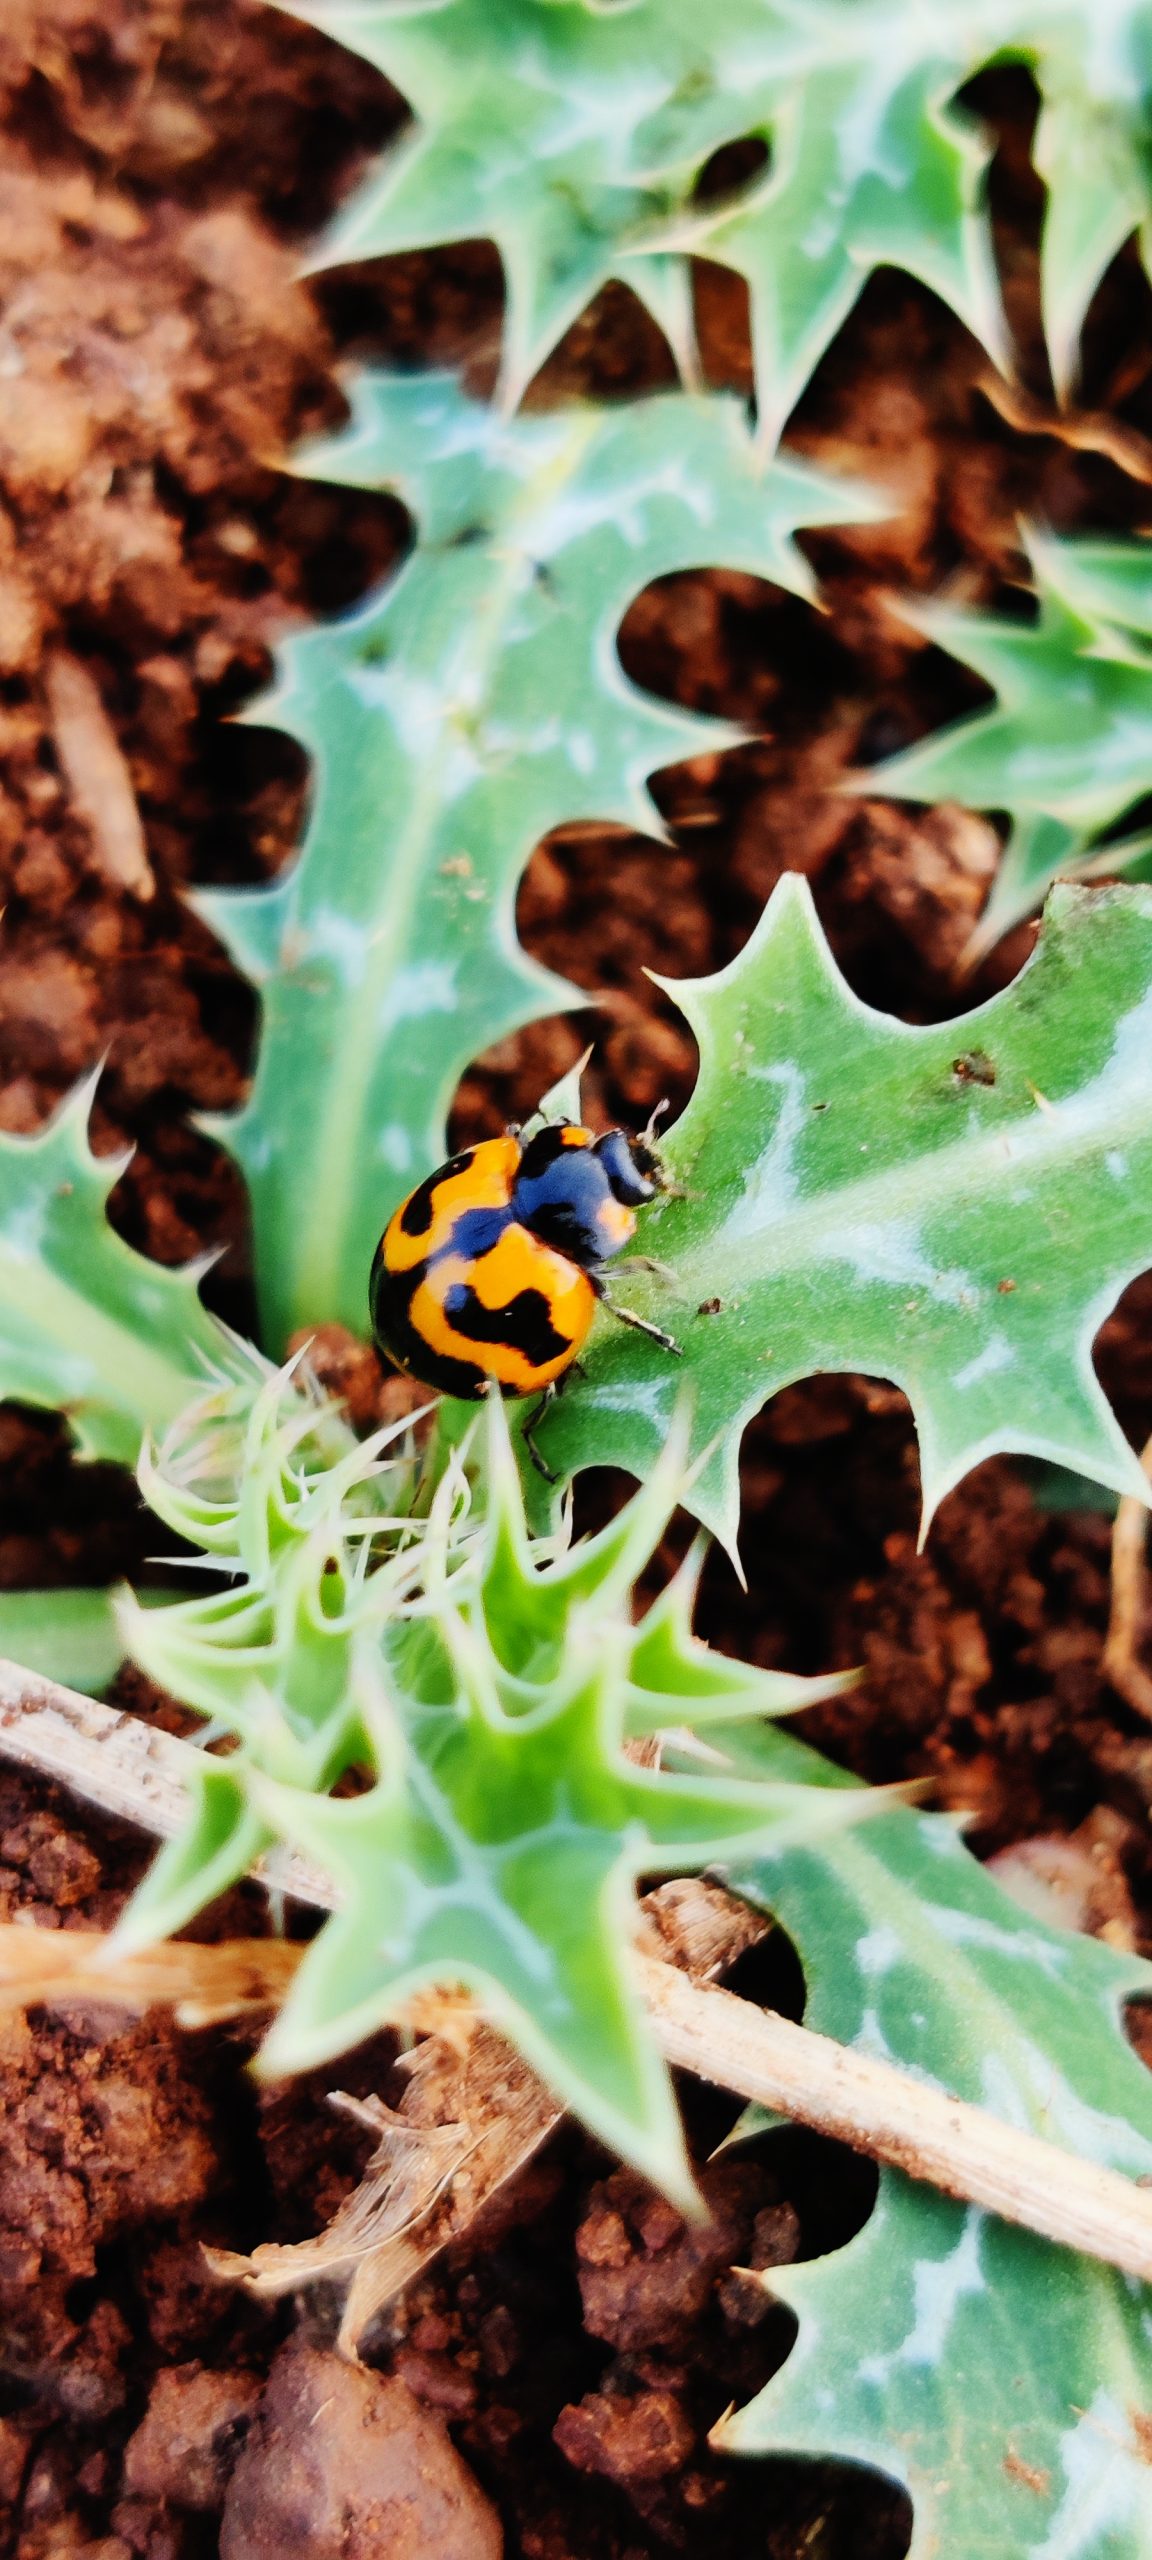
[596,1286,682,1357]
[521,1381,560,1482]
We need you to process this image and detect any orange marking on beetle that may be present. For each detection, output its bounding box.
[471,1226,593,1332]
[559,1124,595,1149]
[382,1136,519,1272]
[598,1197,636,1249]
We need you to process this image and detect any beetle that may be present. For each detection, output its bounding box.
[369,1116,681,1472]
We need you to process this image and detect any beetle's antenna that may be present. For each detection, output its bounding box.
[640,1097,671,1147]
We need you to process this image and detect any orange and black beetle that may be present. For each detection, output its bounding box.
[369,1118,680,1463]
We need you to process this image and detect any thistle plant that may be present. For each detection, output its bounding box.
[8,864,1152,2541]
[3,0,1152,2547]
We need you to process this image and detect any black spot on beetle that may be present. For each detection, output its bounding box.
[399,1181,437,1236]
[442,1280,573,1366]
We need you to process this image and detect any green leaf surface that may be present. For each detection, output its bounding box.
[0,1588,127,1696]
[204,369,870,1350]
[0,1079,238,1465]
[874,531,1152,954]
[710,1718,1152,2558]
[279,0,1151,433]
[0,1586,185,1695]
[533,878,1152,1544]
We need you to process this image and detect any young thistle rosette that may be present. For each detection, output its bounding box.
[113,1369,863,2201]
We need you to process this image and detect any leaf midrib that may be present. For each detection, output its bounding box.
[283,427,597,1324]
[670,1025,1152,1302]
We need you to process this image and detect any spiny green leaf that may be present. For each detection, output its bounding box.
[125,1763,275,1946]
[120,1384,869,2200]
[0,1077,240,1465]
[278,1,1151,434]
[113,1365,430,1945]
[533,878,1152,1544]
[734,2193,1152,2559]
[709,1718,1152,2557]
[255,1623,858,2207]
[278,0,1001,431]
[624,1541,856,1736]
[874,530,1152,954]
[458,1391,855,1726]
[203,368,871,1351]
[278,0,757,402]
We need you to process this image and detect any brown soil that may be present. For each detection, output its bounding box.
[2,7,1152,2556]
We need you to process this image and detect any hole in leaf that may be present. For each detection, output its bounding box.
[694,1380,919,1696]
[104,1114,258,1341]
[191,716,310,893]
[749,2122,880,2269]
[273,479,409,622]
[691,131,771,212]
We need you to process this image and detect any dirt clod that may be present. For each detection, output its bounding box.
[122,2363,262,2512]
[0,1990,217,2411]
[553,2385,695,2485]
[219,2341,504,2560]
[574,2163,763,2354]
